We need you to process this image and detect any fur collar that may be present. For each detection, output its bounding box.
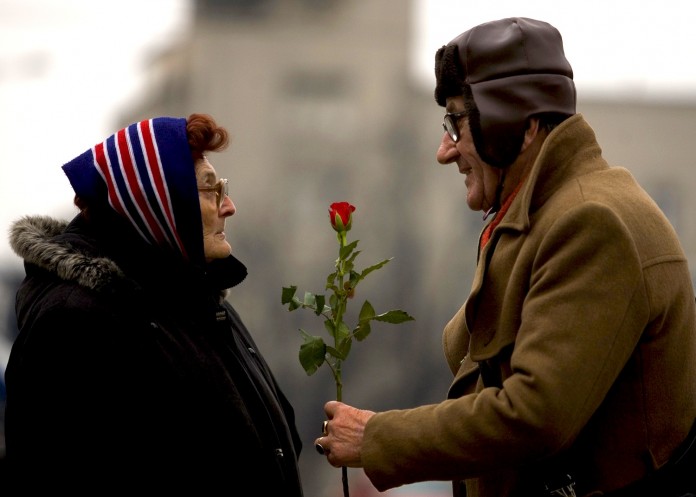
[9,215,247,296]
[9,215,125,292]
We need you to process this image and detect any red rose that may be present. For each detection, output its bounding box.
[328,202,356,233]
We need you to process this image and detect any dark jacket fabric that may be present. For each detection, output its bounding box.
[4,213,304,495]
[361,115,696,497]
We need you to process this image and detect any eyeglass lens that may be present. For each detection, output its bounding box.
[443,117,458,142]
[443,112,466,143]
[217,179,228,208]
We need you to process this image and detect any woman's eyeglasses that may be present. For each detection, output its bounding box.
[442,111,467,143]
[198,178,228,209]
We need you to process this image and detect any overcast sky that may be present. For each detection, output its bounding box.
[0,0,192,265]
[412,0,696,100]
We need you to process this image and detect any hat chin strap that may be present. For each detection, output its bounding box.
[482,170,506,221]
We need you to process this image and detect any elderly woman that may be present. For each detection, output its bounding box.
[5,114,304,495]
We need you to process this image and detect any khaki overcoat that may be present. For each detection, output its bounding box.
[362,114,696,496]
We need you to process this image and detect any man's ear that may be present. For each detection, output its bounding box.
[520,118,541,152]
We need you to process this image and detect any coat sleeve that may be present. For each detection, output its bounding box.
[361,202,651,491]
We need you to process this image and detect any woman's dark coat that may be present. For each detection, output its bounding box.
[5,213,304,495]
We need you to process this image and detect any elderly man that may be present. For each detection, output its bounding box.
[314,17,696,497]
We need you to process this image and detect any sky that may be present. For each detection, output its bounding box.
[2,0,696,268]
[412,0,696,100]
[0,0,193,265]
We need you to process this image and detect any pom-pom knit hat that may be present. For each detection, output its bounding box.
[62,117,204,265]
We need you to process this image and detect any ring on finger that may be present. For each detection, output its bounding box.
[322,420,329,436]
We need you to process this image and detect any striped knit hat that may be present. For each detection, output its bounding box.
[62,117,204,265]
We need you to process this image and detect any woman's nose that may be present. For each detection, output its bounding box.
[220,195,236,216]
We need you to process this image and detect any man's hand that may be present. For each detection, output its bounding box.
[314,400,375,468]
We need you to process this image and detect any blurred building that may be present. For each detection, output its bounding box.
[116,2,469,495]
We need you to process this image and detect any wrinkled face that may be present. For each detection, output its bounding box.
[195,156,235,262]
[436,96,502,213]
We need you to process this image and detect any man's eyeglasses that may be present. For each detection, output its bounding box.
[442,111,467,143]
[198,178,229,209]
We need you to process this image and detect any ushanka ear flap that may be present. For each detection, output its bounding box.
[434,43,467,107]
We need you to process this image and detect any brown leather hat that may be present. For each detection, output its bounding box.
[435,17,576,167]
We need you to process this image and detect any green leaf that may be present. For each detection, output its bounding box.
[281,286,297,304]
[298,330,326,376]
[326,344,347,361]
[353,302,413,340]
[339,240,359,260]
[336,320,351,342]
[314,294,325,315]
[347,250,361,265]
[373,309,416,324]
[359,258,392,280]
[354,320,371,341]
[324,319,336,339]
[343,260,355,273]
[358,300,376,321]
[336,336,353,360]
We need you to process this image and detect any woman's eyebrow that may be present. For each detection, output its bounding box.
[197,170,217,184]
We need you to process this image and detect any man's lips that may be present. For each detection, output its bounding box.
[456,158,471,175]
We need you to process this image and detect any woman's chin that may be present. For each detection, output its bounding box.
[204,241,232,260]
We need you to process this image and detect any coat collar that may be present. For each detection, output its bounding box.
[9,215,124,292]
[497,114,608,235]
[464,114,611,354]
[9,214,247,296]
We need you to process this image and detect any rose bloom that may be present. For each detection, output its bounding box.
[329,202,356,232]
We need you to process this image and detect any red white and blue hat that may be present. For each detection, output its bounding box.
[62,117,204,264]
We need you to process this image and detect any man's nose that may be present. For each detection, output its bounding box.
[436,131,459,165]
